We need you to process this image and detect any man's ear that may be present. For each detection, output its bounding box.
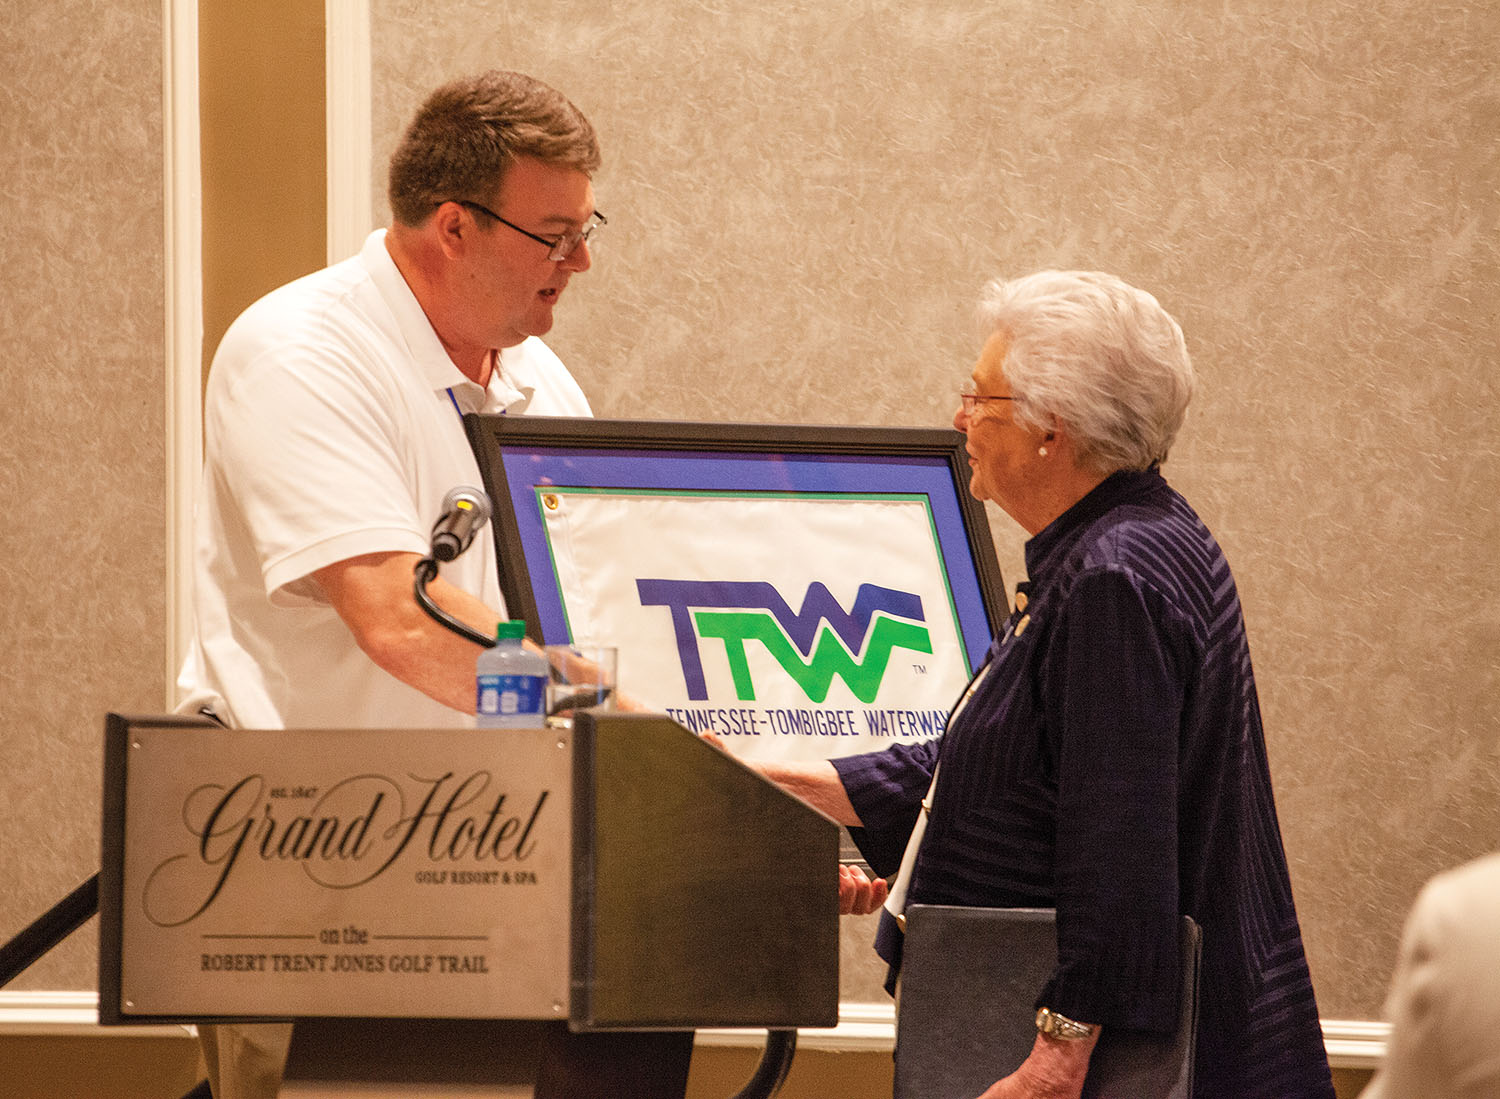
[430,201,470,258]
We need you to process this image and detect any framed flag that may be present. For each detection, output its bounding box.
[465,416,1007,763]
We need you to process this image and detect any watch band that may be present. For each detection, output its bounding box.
[1035,1006,1099,1041]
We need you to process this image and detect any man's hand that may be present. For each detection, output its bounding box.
[839,863,888,916]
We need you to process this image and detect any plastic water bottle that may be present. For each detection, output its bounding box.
[475,621,547,728]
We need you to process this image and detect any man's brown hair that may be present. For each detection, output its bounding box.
[388,70,600,227]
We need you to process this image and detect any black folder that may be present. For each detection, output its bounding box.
[893,906,1201,1099]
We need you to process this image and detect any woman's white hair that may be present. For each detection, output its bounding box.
[977,270,1195,474]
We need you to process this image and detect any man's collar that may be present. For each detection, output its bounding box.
[362,229,472,393]
[363,229,538,415]
[443,348,537,415]
[478,350,536,414]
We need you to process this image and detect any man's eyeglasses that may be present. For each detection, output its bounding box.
[443,199,606,262]
[959,389,1018,413]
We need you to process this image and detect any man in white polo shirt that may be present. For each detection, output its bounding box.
[176,69,603,1098]
[179,69,602,732]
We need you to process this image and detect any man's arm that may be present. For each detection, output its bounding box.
[314,550,498,713]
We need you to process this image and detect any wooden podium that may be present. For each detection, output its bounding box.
[98,711,840,1097]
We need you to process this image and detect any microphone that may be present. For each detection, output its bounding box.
[429,486,492,562]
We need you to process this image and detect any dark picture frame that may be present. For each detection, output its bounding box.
[464,416,1008,752]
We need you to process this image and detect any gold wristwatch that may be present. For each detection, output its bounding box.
[1035,1006,1098,1041]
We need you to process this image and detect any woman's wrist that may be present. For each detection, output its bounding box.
[1014,1025,1100,1099]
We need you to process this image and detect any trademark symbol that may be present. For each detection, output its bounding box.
[912,664,926,674]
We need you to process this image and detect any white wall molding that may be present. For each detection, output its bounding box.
[0,990,1388,1069]
[703,1004,1390,1070]
[0,992,192,1040]
[325,0,373,262]
[163,0,202,709]
[1322,1018,1393,1070]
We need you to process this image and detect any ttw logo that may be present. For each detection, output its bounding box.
[636,580,932,703]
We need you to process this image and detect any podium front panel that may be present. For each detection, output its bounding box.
[100,717,573,1023]
[571,712,840,1030]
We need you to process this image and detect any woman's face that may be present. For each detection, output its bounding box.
[953,332,1047,515]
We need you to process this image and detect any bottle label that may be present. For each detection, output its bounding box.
[476,674,546,719]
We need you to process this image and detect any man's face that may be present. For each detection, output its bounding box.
[465,156,597,349]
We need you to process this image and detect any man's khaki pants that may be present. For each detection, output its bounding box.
[198,1022,293,1099]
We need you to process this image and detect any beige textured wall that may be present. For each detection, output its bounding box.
[0,1,167,990]
[370,0,1500,1019]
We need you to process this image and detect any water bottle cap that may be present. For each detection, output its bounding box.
[494,620,527,641]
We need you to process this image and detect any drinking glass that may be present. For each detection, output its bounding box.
[542,644,618,728]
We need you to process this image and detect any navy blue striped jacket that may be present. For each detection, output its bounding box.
[835,468,1335,1099]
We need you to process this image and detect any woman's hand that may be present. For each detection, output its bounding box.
[972,1031,1098,1099]
[838,863,889,915]
[697,734,880,911]
[975,1072,1075,1099]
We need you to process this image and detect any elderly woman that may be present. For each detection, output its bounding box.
[773,271,1335,1099]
